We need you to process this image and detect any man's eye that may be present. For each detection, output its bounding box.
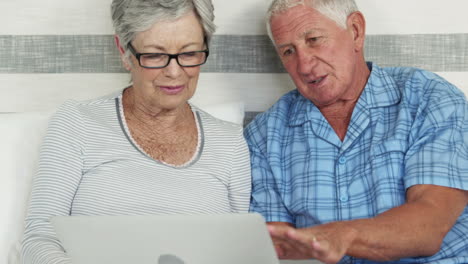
[308,37,321,43]
[283,49,294,56]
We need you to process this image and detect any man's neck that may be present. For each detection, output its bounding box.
[318,60,370,141]
[319,100,357,141]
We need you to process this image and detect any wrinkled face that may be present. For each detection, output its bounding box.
[127,11,205,111]
[271,5,362,108]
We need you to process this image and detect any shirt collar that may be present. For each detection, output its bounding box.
[288,62,402,127]
[361,62,402,109]
[288,91,317,126]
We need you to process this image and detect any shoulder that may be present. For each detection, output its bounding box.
[381,66,467,127]
[194,107,249,161]
[53,90,120,119]
[194,106,244,138]
[383,66,465,102]
[49,90,121,133]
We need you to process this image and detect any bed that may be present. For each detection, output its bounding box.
[1,0,467,263]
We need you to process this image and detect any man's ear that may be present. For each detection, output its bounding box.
[114,35,132,71]
[347,11,366,52]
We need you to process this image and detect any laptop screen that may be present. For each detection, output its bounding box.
[51,213,280,264]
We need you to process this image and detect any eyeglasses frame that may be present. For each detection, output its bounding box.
[127,43,210,69]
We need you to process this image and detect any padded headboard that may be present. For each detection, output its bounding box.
[1,0,467,118]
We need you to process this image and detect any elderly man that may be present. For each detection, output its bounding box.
[244,0,468,263]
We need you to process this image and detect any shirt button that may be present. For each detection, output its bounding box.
[340,195,349,202]
[338,157,347,164]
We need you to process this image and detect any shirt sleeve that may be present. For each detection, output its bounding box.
[21,101,84,264]
[244,117,294,224]
[404,80,468,191]
[227,128,252,213]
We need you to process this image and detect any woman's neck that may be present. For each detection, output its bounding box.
[122,86,193,131]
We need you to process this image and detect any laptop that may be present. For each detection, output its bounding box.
[51,213,280,264]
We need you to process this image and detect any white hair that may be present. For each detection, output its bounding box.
[111,0,216,62]
[266,0,359,44]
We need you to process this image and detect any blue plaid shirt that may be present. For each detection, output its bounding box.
[245,63,468,264]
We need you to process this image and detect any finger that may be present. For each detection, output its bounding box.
[268,230,294,258]
[269,226,318,259]
[274,243,285,258]
[285,229,337,261]
[268,224,292,236]
[286,229,317,248]
[293,235,335,263]
[268,225,296,243]
[267,225,279,236]
[271,234,304,259]
[310,239,331,259]
[272,240,295,259]
[285,229,316,257]
[271,236,293,250]
[269,231,291,245]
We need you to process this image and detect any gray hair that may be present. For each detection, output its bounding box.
[266,0,358,43]
[111,0,216,62]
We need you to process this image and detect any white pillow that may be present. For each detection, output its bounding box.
[0,112,52,264]
[195,101,245,125]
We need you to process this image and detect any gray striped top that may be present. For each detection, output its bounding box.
[21,90,251,264]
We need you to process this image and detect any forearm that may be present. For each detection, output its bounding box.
[345,206,444,260]
[345,186,468,261]
[22,240,72,264]
[22,219,72,264]
[22,115,83,264]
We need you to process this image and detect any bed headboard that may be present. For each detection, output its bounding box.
[1,0,467,120]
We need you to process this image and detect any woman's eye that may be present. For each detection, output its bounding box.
[144,54,165,60]
[182,52,197,57]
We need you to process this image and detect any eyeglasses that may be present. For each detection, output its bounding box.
[127,43,209,69]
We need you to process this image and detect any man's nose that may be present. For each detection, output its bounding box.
[296,48,316,75]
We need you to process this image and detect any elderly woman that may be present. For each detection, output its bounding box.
[21,0,251,263]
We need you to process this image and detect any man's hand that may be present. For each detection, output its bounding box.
[267,222,358,264]
[267,186,468,263]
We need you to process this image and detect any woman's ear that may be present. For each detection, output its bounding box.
[114,35,132,71]
[347,11,366,52]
